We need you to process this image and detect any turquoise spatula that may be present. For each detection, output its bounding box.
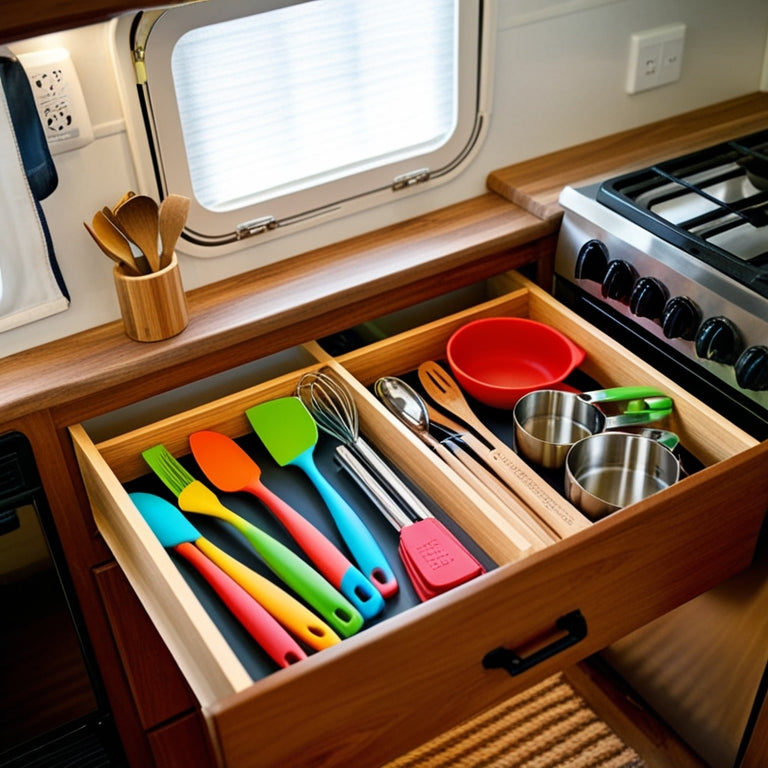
[129,492,309,667]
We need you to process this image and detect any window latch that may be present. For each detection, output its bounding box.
[236,216,278,239]
[392,168,430,191]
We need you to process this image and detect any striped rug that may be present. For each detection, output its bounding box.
[384,673,645,767]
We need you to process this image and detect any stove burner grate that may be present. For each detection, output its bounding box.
[597,129,768,296]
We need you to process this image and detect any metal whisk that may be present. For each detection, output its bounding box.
[297,370,359,445]
[296,369,433,521]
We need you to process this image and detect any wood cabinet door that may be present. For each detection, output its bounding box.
[94,561,199,730]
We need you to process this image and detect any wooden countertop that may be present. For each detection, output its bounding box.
[3,194,556,426]
[488,91,768,221]
[4,92,768,428]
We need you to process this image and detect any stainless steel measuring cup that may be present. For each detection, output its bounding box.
[564,431,681,520]
[513,386,672,468]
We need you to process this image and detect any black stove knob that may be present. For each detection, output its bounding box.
[601,260,637,304]
[662,296,701,340]
[735,346,768,391]
[629,277,668,320]
[694,316,743,365]
[575,239,608,283]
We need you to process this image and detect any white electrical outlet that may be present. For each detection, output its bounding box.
[17,48,94,154]
[626,23,686,94]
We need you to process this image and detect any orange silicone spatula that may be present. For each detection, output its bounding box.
[188,430,385,620]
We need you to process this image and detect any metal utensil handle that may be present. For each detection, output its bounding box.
[335,445,412,530]
[352,436,434,521]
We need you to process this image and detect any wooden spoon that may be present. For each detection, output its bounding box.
[101,206,151,274]
[158,194,190,269]
[114,190,136,209]
[115,194,160,272]
[87,211,142,276]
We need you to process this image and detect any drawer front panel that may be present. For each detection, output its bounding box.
[70,273,767,768]
[205,441,768,768]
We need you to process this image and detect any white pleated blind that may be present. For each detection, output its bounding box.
[170,0,458,212]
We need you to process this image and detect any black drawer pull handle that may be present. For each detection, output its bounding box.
[482,609,587,676]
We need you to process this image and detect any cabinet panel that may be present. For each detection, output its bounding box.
[95,561,197,730]
[147,712,215,768]
[0,1,182,45]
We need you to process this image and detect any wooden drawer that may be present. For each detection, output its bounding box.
[70,272,768,768]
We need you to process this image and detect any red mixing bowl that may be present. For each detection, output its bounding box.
[446,317,586,408]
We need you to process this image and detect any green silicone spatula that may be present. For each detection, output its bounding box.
[246,397,398,599]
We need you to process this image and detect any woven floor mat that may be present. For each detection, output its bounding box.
[384,673,645,768]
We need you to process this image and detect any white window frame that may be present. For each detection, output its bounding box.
[113,0,492,258]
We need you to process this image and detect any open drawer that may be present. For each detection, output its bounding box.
[70,272,768,768]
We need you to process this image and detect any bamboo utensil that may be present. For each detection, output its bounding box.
[89,210,145,274]
[86,192,190,340]
[423,403,556,548]
[99,205,152,275]
[374,376,535,556]
[158,194,190,269]
[417,361,591,539]
[87,191,189,275]
[115,194,161,272]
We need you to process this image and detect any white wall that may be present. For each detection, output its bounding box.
[3,0,768,358]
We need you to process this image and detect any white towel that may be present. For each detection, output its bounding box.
[0,57,68,333]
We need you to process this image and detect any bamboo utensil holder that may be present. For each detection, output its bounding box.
[113,253,188,341]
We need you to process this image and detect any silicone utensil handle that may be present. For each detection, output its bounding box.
[604,409,673,429]
[195,536,340,650]
[580,386,667,403]
[177,481,364,637]
[174,541,306,668]
[399,518,485,592]
[249,479,385,620]
[625,397,673,413]
[293,448,399,599]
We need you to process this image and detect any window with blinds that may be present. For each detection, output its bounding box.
[126,0,488,256]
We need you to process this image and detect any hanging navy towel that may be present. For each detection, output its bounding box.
[0,47,69,333]
[0,51,58,199]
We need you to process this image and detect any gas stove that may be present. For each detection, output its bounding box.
[554,129,768,439]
